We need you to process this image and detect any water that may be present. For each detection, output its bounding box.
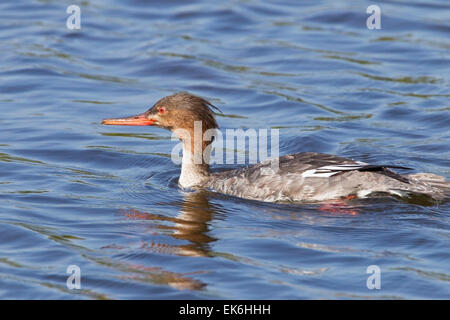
[0,0,449,299]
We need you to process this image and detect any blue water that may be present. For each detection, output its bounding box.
[0,0,449,299]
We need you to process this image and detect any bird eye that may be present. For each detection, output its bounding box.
[158,107,166,114]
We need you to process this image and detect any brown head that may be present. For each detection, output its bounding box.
[102,92,219,139]
[102,93,220,173]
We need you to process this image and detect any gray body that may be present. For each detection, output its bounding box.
[205,152,448,203]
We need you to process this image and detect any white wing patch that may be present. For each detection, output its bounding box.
[301,162,368,178]
[301,169,339,178]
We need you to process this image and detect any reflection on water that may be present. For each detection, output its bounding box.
[89,191,220,292]
[121,191,218,258]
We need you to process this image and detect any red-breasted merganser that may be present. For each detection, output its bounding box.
[102,92,449,203]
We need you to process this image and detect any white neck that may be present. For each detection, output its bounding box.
[178,141,210,188]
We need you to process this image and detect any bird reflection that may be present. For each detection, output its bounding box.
[122,190,219,257]
[101,190,220,291]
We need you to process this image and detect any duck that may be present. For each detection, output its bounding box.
[102,92,449,203]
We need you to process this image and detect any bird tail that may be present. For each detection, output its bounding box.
[407,173,450,200]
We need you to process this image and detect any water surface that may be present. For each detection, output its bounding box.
[0,0,449,299]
